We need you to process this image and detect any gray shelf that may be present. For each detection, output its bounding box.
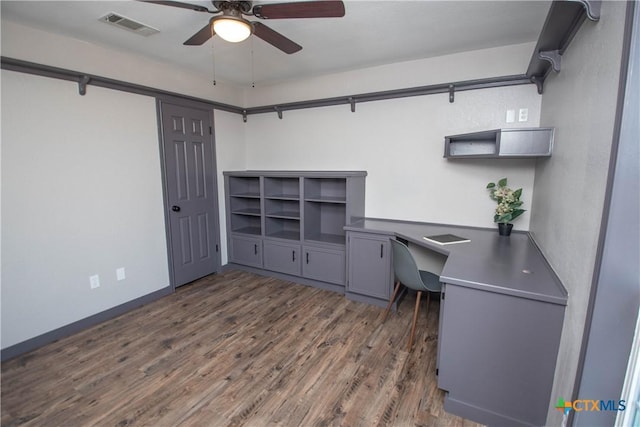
[305,233,346,246]
[444,128,554,159]
[231,226,262,236]
[231,208,261,216]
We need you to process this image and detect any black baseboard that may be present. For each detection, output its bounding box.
[1,286,173,362]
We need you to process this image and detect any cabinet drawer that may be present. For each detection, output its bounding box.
[263,240,301,276]
[230,235,262,268]
[302,246,345,285]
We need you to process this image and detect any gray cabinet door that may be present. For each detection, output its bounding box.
[230,235,262,268]
[263,240,301,276]
[347,232,391,299]
[302,246,345,285]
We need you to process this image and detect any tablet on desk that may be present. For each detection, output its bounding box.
[423,234,470,245]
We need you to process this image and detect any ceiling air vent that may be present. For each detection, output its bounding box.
[100,13,159,36]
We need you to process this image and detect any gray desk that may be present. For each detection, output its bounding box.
[344,218,567,427]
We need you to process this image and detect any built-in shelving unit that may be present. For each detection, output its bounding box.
[224,170,366,292]
[444,128,554,159]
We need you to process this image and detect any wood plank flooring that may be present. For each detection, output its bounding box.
[1,270,483,427]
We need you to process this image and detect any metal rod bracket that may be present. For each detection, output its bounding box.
[448,84,455,103]
[539,50,562,73]
[348,97,356,112]
[242,110,248,123]
[274,107,282,119]
[78,75,91,96]
[531,76,545,95]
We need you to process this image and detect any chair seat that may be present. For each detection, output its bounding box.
[419,270,442,292]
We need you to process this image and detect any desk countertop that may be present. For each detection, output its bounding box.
[345,218,568,306]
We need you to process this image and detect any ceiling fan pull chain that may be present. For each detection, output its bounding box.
[211,41,217,86]
[251,37,256,88]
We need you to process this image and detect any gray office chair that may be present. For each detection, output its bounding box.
[383,239,442,351]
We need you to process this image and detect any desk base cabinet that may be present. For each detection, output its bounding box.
[437,283,565,427]
[346,231,393,306]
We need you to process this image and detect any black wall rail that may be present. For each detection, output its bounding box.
[2,0,599,121]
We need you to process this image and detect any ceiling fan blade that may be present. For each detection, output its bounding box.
[253,0,345,19]
[140,1,215,13]
[253,22,302,54]
[183,21,214,45]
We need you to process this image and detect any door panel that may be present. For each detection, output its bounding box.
[159,101,220,287]
[302,246,345,285]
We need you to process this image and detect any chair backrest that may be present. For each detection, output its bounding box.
[390,239,427,291]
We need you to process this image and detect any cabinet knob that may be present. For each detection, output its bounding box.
[306,252,309,264]
[292,250,296,262]
[171,205,181,212]
[380,243,384,258]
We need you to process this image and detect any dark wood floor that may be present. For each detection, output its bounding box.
[1,270,482,427]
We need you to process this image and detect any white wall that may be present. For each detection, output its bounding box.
[0,21,247,348]
[243,44,542,229]
[1,20,243,106]
[213,110,247,264]
[529,2,628,425]
[1,71,169,348]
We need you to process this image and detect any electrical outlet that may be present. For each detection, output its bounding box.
[518,108,529,122]
[506,109,515,123]
[116,267,126,281]
[90,274,100,289]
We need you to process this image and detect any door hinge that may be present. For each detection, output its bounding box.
[441,292,445,300]
[216,243,219,252]
[436,368,439,376]
[209,126,212,135]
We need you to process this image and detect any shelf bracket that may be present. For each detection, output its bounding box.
[530,76,545,95]
[574,0,601,21]
[78,75,90,96]
[348,97,356,112]
[242,109,248,123]
[448,84,455,103]
[539,50,562,73]
[274,106,283,119]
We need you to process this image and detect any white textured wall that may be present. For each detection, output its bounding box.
[243,44,542,229]
[1,20,243,106]
[1,71,170,348]
[214,110,247,264]
[529,2,628,425]
[0,22,247,348]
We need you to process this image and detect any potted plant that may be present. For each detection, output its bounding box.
[486,178,525,236]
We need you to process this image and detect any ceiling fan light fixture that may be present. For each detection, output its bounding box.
[212,16,252,43]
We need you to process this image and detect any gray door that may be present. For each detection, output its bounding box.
[158,100,220,287]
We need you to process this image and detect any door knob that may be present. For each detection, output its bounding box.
[172,205,181,212]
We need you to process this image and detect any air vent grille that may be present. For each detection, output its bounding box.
[100,13,159,36]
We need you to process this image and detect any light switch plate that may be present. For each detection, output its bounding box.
[116,267,126,281]
[506,109,515,123]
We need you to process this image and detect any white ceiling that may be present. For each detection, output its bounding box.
[1,1,551,86]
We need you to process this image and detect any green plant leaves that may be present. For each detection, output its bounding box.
[488,178,525,223]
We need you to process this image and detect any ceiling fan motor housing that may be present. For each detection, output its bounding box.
[213,1,253,15]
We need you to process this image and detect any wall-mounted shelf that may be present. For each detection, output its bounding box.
[526,0,601,94]
[444,128,554,159]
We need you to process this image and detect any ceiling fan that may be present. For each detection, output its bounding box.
[143,0,346,54]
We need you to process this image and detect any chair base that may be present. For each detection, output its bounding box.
[382,282,434,351]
